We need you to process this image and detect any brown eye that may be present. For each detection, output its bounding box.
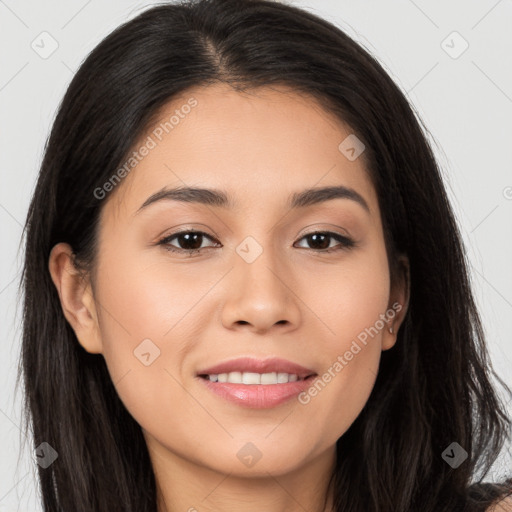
[158,231,220,254]
[294,231,355,252]
[158,229,355,256]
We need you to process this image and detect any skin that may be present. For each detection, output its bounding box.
[490,498,512,512]
[49,83,411,512]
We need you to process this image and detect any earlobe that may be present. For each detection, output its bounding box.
[48,243,103,354]
[383,254,411,351]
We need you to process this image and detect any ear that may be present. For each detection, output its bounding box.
[382,253,410,351]
[48,243,103,354]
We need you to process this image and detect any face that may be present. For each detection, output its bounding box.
[51,83,409,479]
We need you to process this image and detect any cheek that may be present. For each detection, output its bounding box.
[297,247,390,435]
[94,245,216,350]
[91,241,230,408]
[307,243,390,348]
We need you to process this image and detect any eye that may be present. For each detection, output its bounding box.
[294,231,356,252]
[157,229,356,256]
[158,230,220,256]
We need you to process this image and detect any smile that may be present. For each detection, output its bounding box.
[200,371,306,384]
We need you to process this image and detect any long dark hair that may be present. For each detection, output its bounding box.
[19,0,512,510]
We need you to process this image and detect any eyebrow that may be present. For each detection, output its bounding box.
[136,185,371,215]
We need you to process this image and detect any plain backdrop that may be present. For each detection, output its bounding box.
[0,0,511,509]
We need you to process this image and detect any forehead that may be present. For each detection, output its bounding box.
[105,83,379,222]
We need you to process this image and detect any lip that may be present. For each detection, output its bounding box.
[196,357,318,409]
[198,376,317,409]
[196,357,316,380]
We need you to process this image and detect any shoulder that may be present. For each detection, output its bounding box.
[487,496,512,512]
[469,478,512,511]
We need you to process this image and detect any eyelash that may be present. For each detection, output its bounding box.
[157,230,356,256]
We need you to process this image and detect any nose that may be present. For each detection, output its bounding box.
[220,246,301,334]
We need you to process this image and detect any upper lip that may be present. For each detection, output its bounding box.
[197,357,317,379]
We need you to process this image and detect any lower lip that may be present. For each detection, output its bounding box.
[197,375,317,409]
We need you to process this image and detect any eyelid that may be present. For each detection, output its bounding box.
[297,222,352,239]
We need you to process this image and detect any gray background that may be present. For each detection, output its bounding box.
[1,0,511,509]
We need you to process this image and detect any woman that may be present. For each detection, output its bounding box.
[20,0,512,510]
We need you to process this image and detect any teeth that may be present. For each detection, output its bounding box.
[242,372,260,384]
[261,372,278,384]
[206,372,301,384]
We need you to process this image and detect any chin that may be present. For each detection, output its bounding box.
[198,437,314,477]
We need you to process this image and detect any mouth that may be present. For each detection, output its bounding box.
[195,357,318,409]
[197,372,316,384]
[196,356,317,382]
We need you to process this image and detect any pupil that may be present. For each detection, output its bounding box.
[309,233,329,250]
[179,233,202,250]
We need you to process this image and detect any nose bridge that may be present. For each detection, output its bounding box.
[220,232,300,331]
[234,233,287,299]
